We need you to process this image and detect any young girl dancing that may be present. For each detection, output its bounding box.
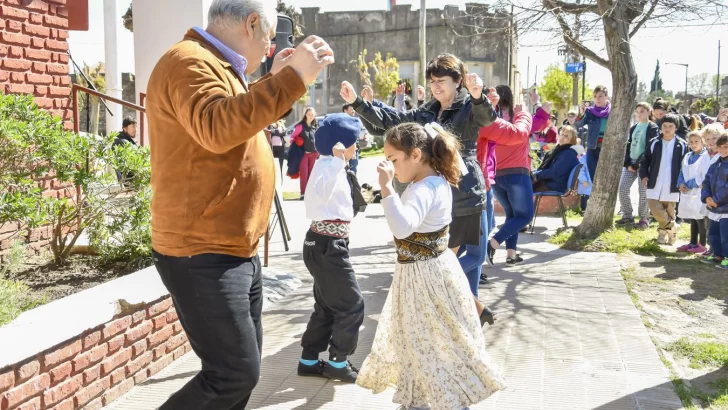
[356,122,506,410]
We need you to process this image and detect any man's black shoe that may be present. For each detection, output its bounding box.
[322,361,358,383]
[297,360,324,377]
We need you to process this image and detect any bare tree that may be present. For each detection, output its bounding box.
[467,0,726,237]
[689,73,722,96]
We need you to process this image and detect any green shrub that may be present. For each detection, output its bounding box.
[0,278,46,326]
[0,94,152,265]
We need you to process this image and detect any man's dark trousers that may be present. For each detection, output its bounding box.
[300,230,364,362]
[154,251,263,410]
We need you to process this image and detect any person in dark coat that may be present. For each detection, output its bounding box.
[341,53,499,327]
[702,134,728,266]
[112,117,138,188]
[532,125,582,193]
[340,53,497,251]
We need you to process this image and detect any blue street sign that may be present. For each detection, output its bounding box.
[565,62,584,73]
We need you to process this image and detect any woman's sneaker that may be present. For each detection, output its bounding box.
[615,216,634,226]
[703,255,723,265]
[479,273,488,285]
[486,241,496,266]
[688,245,707,254]
[506,254,524,265]
[636,219,650,230]
[677,244,694,252]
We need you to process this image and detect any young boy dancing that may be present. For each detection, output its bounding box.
[297,114,368,383]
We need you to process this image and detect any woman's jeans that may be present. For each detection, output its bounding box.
[492,174,534,251]
[458,190,493,297]
[581,147,601,209]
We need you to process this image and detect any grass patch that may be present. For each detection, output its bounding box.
[656,339,700,409]
[282,191,301,201]
[704,378,728,407]
[565,209,583,223]
[359,147,384,158]
[621,267,643,309]
[667,337,728,369]
[547,225,670,255]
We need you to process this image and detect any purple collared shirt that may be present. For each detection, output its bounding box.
[193,27,248,83]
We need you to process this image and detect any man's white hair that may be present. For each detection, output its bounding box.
[208,0,276,31]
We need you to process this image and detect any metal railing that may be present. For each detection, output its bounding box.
[71,84,147,144]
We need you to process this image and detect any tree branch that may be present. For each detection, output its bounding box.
[549,0,600,14]
[542,0,610,69]
[629,0,659,38]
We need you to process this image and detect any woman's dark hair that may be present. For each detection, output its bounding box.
[594,85,608,97]
[384,123,462,186]
[495,85,515,123]
[426,54,467,91]
[652,98,670,111]
[299,107,317,128]
[717,135,728,147]
[661,113,681,128]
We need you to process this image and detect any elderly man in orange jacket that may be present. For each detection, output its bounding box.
[145,1,334,408]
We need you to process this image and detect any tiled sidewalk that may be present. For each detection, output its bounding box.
[105,205,682,410]
[105,157,682,409]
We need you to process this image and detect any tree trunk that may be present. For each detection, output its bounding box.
[575,2,637,237]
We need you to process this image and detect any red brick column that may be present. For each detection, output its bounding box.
[0,0,73,130]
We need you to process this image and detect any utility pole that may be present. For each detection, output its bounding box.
[666,62,689,113]
[526,56,530,94]
[571,0,581,109]
[718,40,722,115]
[419,0,426,95]
[507,5,514,90]
[582,58,586,101]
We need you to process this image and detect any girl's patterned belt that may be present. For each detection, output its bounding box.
[394,226,449,264]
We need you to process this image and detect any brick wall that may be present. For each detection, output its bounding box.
[0,0,76,257]
[0,297,190,410]
[0,0,73,130]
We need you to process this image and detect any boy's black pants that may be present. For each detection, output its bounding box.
[300,229,364,362]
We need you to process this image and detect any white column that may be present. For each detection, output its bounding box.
[103,0,123,135]
[132,0,212,144]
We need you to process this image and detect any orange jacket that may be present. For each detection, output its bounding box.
[147,29,306,258]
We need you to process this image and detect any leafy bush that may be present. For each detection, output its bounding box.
[0,241,44,327]
[0,94,152,265]
[0,278,45,326]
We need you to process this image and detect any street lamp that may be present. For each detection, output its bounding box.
[666,62,689,110]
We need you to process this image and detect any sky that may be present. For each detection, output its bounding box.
[67,0,727,98]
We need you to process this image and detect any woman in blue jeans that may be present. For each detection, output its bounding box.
[481,89,551,265]
[457,191,494,293]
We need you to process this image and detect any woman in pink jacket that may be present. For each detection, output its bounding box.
[290,107,319,200]
[481,86,551,267]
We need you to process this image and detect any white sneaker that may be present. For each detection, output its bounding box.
[657,230,667,244]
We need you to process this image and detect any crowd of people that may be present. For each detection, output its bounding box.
[141,1,728,410]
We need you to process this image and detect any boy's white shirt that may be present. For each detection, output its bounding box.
[304,155,354,222]
[647,137,680,203]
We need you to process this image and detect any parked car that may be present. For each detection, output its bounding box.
[358,131,373,150]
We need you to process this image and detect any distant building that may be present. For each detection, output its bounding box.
[298,3,518,115]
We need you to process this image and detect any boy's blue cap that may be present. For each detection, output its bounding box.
[314,113,360,156]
